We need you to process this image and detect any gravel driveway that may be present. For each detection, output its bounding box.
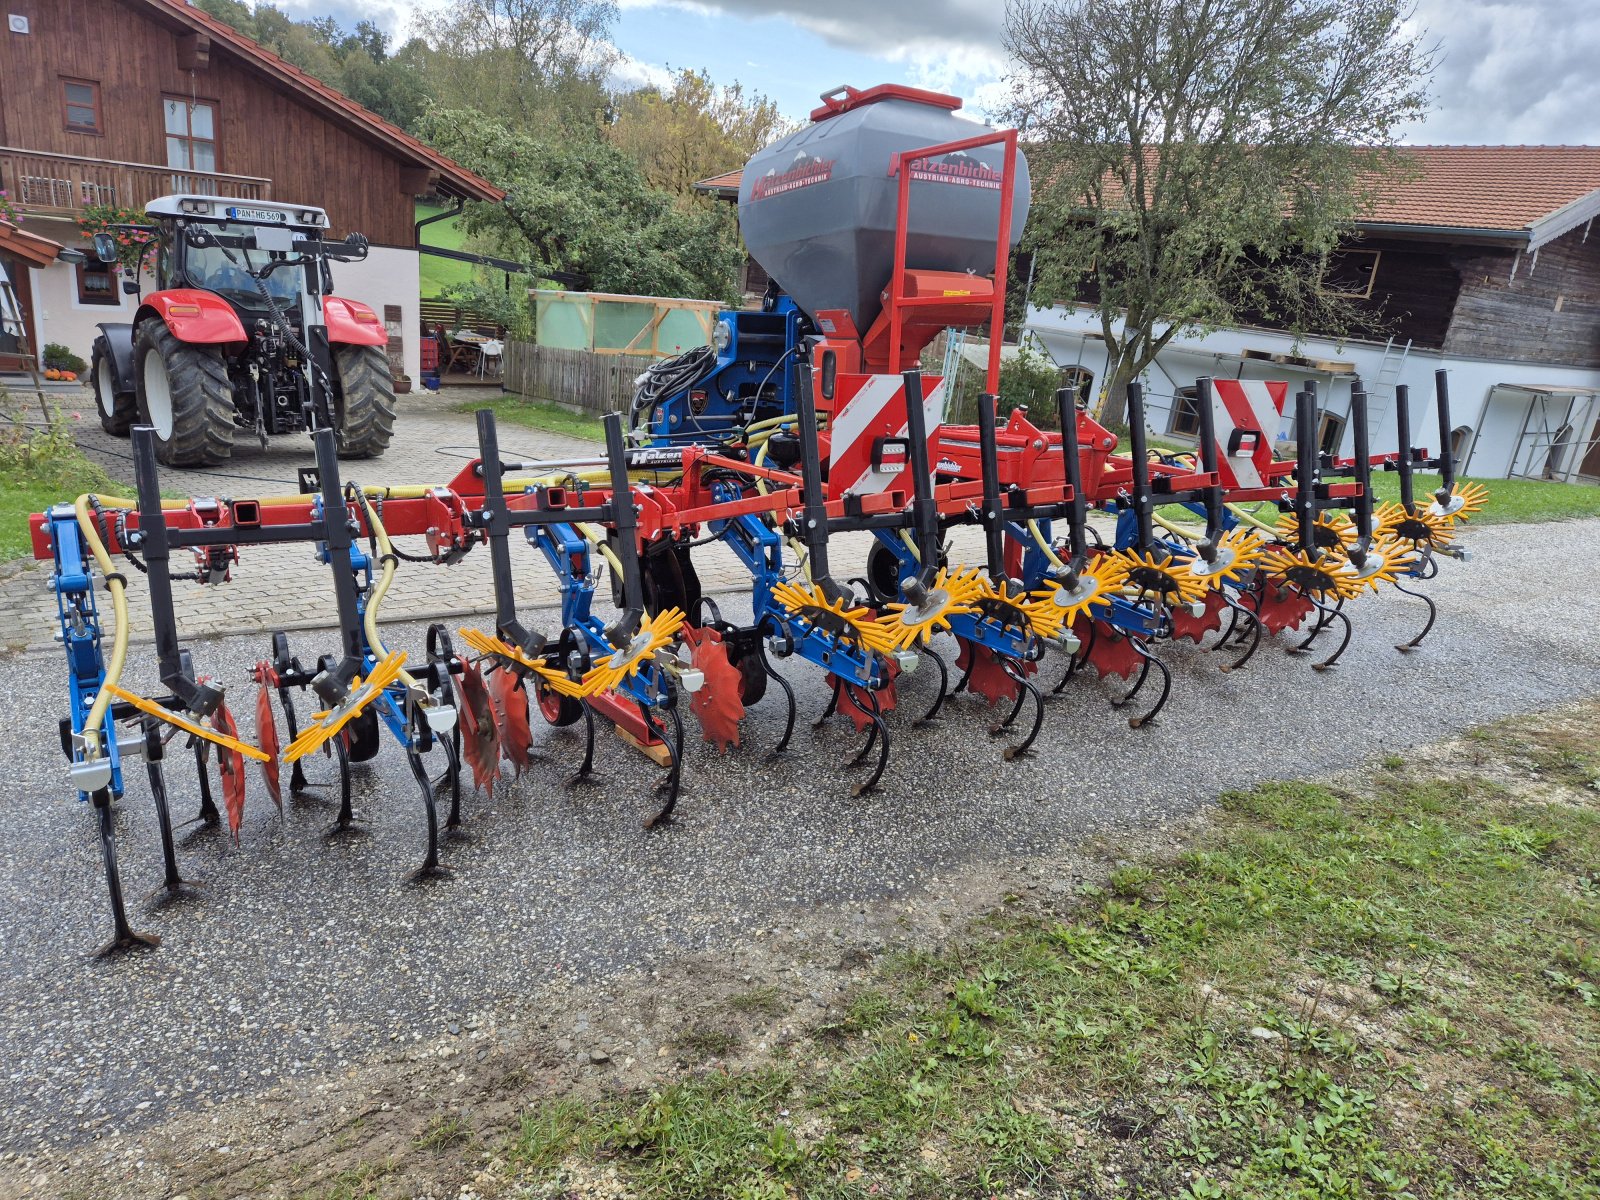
[2,390,1596,1162]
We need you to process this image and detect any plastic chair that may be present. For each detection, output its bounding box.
[477,339,504,379]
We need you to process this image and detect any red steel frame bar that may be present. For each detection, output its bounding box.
[887,128,1018,394]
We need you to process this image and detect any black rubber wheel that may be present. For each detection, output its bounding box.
[535,681,584,727]
[92,336,136,437]
[345,707,382,762]
[333,344,397,459]
[133,321,236,466]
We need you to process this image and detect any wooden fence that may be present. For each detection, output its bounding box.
[500,341,656,415]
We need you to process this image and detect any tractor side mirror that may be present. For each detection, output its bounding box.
[92,233,118,264]
[122,280,140,295]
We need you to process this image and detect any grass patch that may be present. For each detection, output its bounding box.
[452,395,608,442]
[1,409,126,559]
[1367,471,1600,526]
[416,201,477,298]
[499,710,1600,1197]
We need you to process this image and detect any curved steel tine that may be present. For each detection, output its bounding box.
[1305,594,1353,671]
[1054,620,1093,694]
[93,788,159,955]
[327,734,357,833]
[193,739,220,828]
[951,641,977,695]
[277,684,310,796]
[996,658,1045,760]
[405,747,446,881]
[1393,576,1437,652]
[566,702,598,786]
[440,733,465,832]
[1217,594,1264,673]
[760,640,798,756]
[916,643,951,724]
[850,686,891,797]
[847,693,879,768]
[146,742,197,901]
[642,701,685,829]
[815,676,843,729]
[1124,639,1173,729]
[1110,637,1154,711]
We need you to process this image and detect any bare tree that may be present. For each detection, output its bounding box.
[1004,0,1433,428]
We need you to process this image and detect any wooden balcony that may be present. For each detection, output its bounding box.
[0,147,270,218]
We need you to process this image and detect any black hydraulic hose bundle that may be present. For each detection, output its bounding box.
[629,344,717,431]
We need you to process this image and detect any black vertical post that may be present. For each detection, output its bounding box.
[900,368,941,582]
[1433,369,1457,492]
[1125,382,1154,551]
[312,428,364,676]
[132,425,191,702]
[793,355,836,594]
[1193,376,1224,549]
[976,392,1005,580]
[1350,383,1374,546]
[475,409,523,638]
[1295,384,1318,554]
[601,412,645,637]
[1055,386,1089,569]
[1394,383,1416,513]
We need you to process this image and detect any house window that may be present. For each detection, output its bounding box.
[75,260,120,306]
[1170,387,1201,437]
[1322,250,1381,299]
[62,78,102,134]
[1317,411,1346,456]
[163,97,217,173]
[1060,366,1095,410]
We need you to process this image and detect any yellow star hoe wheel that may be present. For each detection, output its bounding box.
[1262,546,1361,602]
[772,581,900,655]
[282,650,408,763]
[875,566,985,653]
[1112,548,1208,609]
[1182,526,1267,590]
[1336,537,1420,596]
[971,574,1070,641]
[579,607,687,696]
[1276,510,1356,551]
[1375,501,1453,548]
[1030,553,1129,625]
[1427,481,1489,523]
[457,627,590,698]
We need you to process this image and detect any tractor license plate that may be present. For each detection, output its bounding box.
[227,206,285,224]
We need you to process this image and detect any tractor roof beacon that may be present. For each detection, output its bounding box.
[89,194,396,468]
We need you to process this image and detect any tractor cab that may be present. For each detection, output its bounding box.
[89,195,394,467]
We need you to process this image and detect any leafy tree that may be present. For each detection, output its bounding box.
[417,109,743,303]
[409,0,618,134]
[609,70,790,201]
[193,1,432,130]
[1003,0,1433,428]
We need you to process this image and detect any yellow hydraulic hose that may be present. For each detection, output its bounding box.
[1226,503,1282,536]
[575,522,626,576]
[1027,518,1067,571]
[351,489,421,691]
[73,495,131,761]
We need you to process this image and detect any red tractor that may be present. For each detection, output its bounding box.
[89,195,396,466]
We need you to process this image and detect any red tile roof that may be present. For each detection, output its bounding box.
[698,146,1600,245]
[1367,146,1600,236]
[136,0,504,203]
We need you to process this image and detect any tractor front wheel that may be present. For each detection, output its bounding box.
[134,321,236,466]
[333,344,396,459]
[91,337,136,437]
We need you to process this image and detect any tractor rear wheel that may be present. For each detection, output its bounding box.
[333,344,396,459]
[91,337,136,437]
[134,321,236,467]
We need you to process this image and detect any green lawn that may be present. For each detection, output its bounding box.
[452,395,609,442]
[416,201,476,299]
[309,704,1599,1199]
[1367,471,1600,526]
[0,437,123,560]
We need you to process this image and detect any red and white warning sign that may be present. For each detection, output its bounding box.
[1211,380,1288,488]
[827,373,946,500]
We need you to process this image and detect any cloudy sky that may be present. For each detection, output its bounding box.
[276,0,1599,145]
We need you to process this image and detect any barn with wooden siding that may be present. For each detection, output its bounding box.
[0,0,502,382]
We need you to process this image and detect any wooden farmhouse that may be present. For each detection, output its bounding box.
[0,0,501,381]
